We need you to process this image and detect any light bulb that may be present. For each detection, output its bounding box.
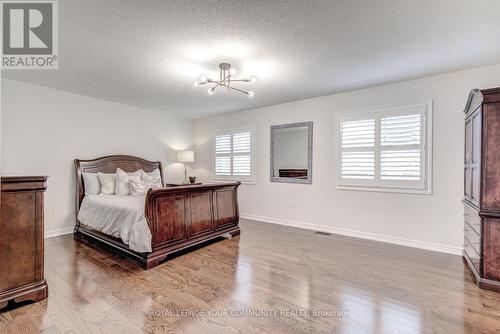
[193,81,199,87]
[229,68,237,76]
[250,75,257,83]
[247,91,254,98]
[208,87,215,95]
[199,74,207,83]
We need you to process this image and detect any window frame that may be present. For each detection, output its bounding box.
[335,101,433,195]
[212,127,255,183]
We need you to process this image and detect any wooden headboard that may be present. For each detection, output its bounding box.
[74,155,164,211]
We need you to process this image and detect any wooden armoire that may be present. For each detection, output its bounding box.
[463,87,500,292]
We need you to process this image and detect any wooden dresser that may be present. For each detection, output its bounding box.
[0,176,48,309]
[463,88,500,292]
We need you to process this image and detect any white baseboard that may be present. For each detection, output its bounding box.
[240,214,462,256]
[44,227,74,239]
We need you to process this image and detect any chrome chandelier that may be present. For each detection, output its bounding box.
[194,63,256,97]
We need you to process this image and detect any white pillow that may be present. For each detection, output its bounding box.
[141,169,162,188]
[129,178,161,196]
[98,172,116,195]
[116,168,142,195]
[82,173,101,195]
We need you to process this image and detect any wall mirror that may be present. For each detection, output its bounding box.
[270,121,313,184]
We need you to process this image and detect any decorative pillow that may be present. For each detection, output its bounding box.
[82,173,101,195]
[116,168,142,195]
[129,179,160,196]
[141,169,162,188]
[98,172,116,195]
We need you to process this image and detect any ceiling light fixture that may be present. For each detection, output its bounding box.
[194,63,256,97]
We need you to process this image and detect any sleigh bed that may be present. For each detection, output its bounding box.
[74,155,240,269]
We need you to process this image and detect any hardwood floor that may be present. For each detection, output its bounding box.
[1,219,500,333]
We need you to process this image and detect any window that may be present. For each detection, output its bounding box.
[337,102,432,193]
[214,128,253,181]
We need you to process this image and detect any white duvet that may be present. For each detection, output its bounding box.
[77,195,152,252]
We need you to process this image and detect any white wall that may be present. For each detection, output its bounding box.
[1,78,193,237]
[194,63,500,255]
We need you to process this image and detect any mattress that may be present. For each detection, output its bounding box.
[77,194,152,252]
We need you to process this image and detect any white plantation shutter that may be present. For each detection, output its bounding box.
[215,134,231,176]
[341,119,375,183]
[380,114,422,185]
[215,156,231,176]
[233,155,251,176]
[215,134,231,154]
[341,151,375,180]
[380,150,420,181]
[381,114,421,146]
[232,131,251,176]
[214,129,252,180]
[339,103,431,192]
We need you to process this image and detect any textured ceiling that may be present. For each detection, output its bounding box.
[3,0,500,118]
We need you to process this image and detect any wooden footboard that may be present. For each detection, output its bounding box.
[143,182,241,268]
[74,155,241,269]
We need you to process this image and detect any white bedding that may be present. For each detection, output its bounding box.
[77,195,152,252]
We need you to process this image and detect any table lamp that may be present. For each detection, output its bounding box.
[177,150,194,183]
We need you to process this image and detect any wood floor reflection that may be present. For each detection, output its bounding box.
[1,219,500,333]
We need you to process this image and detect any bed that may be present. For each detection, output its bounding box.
[74,155,240,269]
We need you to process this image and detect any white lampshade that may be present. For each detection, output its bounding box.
[177,150,194,163]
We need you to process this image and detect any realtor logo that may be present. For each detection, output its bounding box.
[2,1,58,69]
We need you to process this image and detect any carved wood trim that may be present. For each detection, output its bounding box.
[1,176,48,192]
